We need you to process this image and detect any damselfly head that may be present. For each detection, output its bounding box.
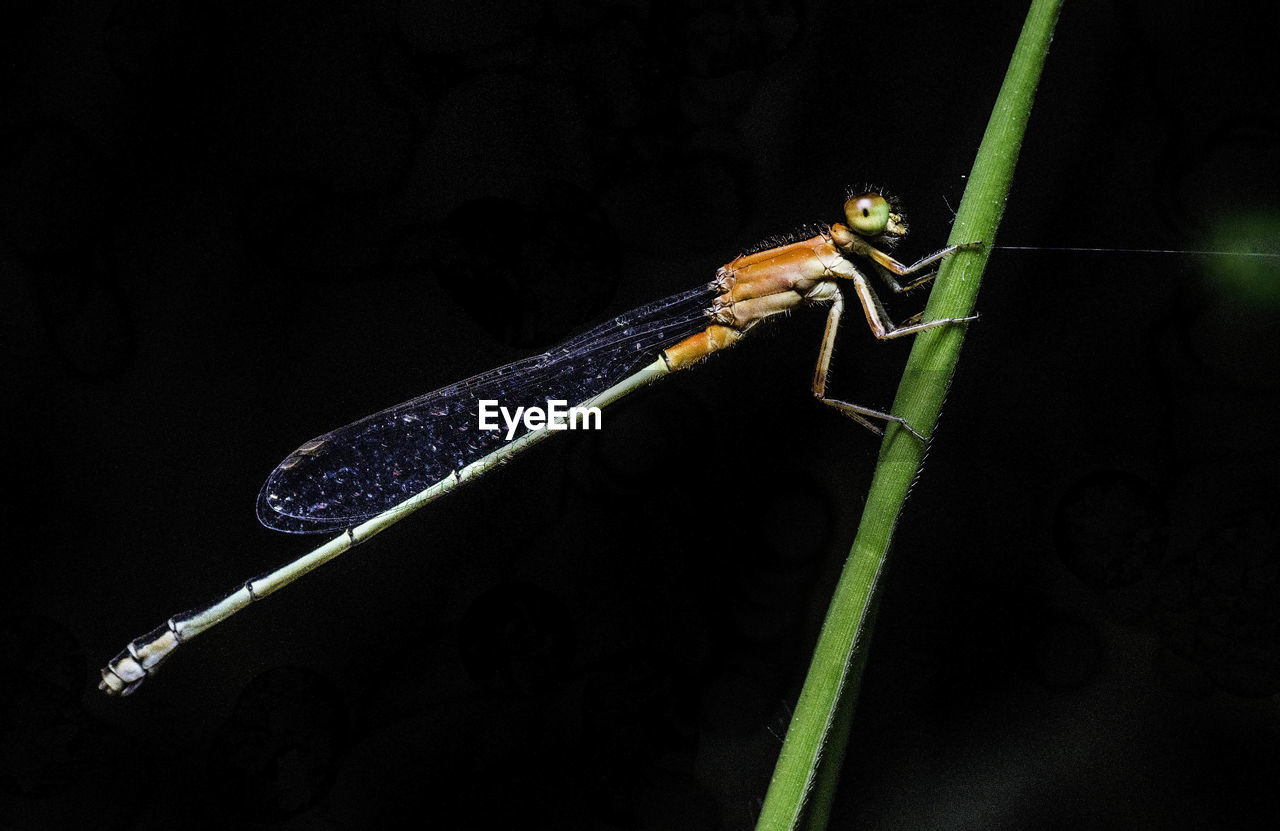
[844,192,907,239]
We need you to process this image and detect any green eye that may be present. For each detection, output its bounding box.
[845,193,890,236]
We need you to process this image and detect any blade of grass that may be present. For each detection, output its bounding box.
[754,1,1064,828]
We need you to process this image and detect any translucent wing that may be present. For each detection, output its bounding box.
[257,286,716,533]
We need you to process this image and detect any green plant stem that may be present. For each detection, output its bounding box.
[754,1,1064,828]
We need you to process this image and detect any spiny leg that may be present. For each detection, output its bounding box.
[810,286,927,441]
[868,240,984,293]
[847,268,977,341]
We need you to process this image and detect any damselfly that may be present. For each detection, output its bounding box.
[98,191,979,695]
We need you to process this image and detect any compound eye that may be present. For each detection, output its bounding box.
[845,193,891,236]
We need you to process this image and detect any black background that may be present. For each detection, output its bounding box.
[4,1,1280,828]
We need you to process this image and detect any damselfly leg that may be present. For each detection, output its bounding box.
[810,253,978,439]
